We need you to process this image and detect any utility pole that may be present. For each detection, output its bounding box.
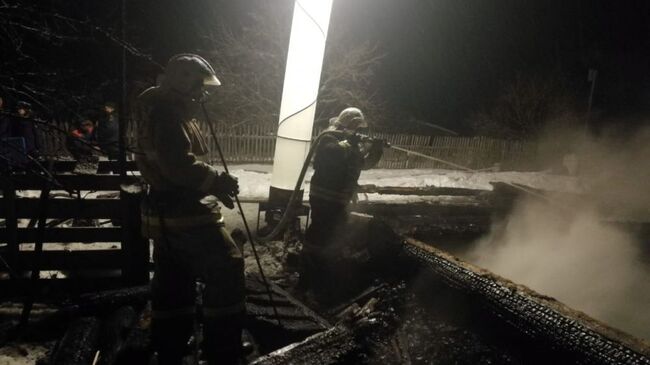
[585,68,598,132]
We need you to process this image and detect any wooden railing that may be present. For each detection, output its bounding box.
[0,161,149,298]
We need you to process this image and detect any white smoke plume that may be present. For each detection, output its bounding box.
[467,126,650,340]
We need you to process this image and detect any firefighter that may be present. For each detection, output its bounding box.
[301,107,384,301]
[135,54,244,365]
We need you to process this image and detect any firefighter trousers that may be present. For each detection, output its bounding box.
[150,223,245,365]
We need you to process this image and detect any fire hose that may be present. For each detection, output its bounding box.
[253,130,390,242]
[199,102,282,324]
[249,130,558,242]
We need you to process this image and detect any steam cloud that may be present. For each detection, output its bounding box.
[467,126,650,340]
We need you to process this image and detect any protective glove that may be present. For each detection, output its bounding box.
[338,140,352,149]
[213,172,239,209]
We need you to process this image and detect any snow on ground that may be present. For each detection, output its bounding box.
[8,165,581,231]
[0,344,50,365]
[229,164,582,202]
[11,164,581,203]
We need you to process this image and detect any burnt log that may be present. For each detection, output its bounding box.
[96,306,137,365]
[70,286,149,314]
[353,199,493,218]
[401,237,650,365]
[50,317,101,365]
[357,184,486,196]
[245,274,330,353]
[251,287,403,365]
[113,305,151,365]
[9,286,148,341]
[250,324,357,365]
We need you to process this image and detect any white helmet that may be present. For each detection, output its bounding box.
[162,53,221,96]
[330,107,367,130]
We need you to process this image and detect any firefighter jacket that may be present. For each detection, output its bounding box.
[309,129,383,205]
[135,87,222,238]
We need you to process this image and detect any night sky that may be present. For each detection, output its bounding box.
[2,0,649,133]
[148,0,649,132]
[331,0,649,129]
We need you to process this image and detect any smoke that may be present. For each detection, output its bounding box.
[467,126,650,340]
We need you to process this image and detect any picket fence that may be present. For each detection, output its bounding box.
[39,121,537,170]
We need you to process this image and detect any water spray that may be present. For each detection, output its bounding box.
[388,145,567,209]
[255,136,569,242]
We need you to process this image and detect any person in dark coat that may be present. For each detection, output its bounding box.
[10,101,41,158]
[66,118,97,162]
[97,101,120,160]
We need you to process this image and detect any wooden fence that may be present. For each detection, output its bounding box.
[38,121,537,170]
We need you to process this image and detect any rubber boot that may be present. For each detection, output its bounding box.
[202,315,244,365]
[151,316,193,365]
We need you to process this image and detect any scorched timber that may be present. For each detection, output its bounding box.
[401,237,650,365]
[251,325,357,365]
[50,316,101,365]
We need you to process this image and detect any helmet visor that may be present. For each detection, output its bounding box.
[203,74,221,86]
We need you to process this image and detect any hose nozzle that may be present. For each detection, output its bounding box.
[357,134,390,148]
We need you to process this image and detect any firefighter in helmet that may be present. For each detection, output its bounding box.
[135,54,244,364]
[301,107,384,301]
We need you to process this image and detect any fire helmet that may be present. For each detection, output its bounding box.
[162,53,221,96]
[331,107,367,130]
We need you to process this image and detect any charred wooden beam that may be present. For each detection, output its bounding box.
[2,286,149,344]
[96,306,138,365]
[50,316,101,365]
[358,184,486,196]
[113,305,151,365]
[245,274,330,353]
[401,237,650,365]
[251,285,404,365]
[22,286,148,326]
[251,324,357,365]
[352,200,493,218]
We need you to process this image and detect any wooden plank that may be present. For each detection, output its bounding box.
[120,187,150,286]
[2,183,19,271]
[5,174,137,191]
[2,197,121,219]
[6,249,123,270]
[0,227,122,243]
[0,277,127,299]
[357,185,484,196]
[51,161,138,173]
